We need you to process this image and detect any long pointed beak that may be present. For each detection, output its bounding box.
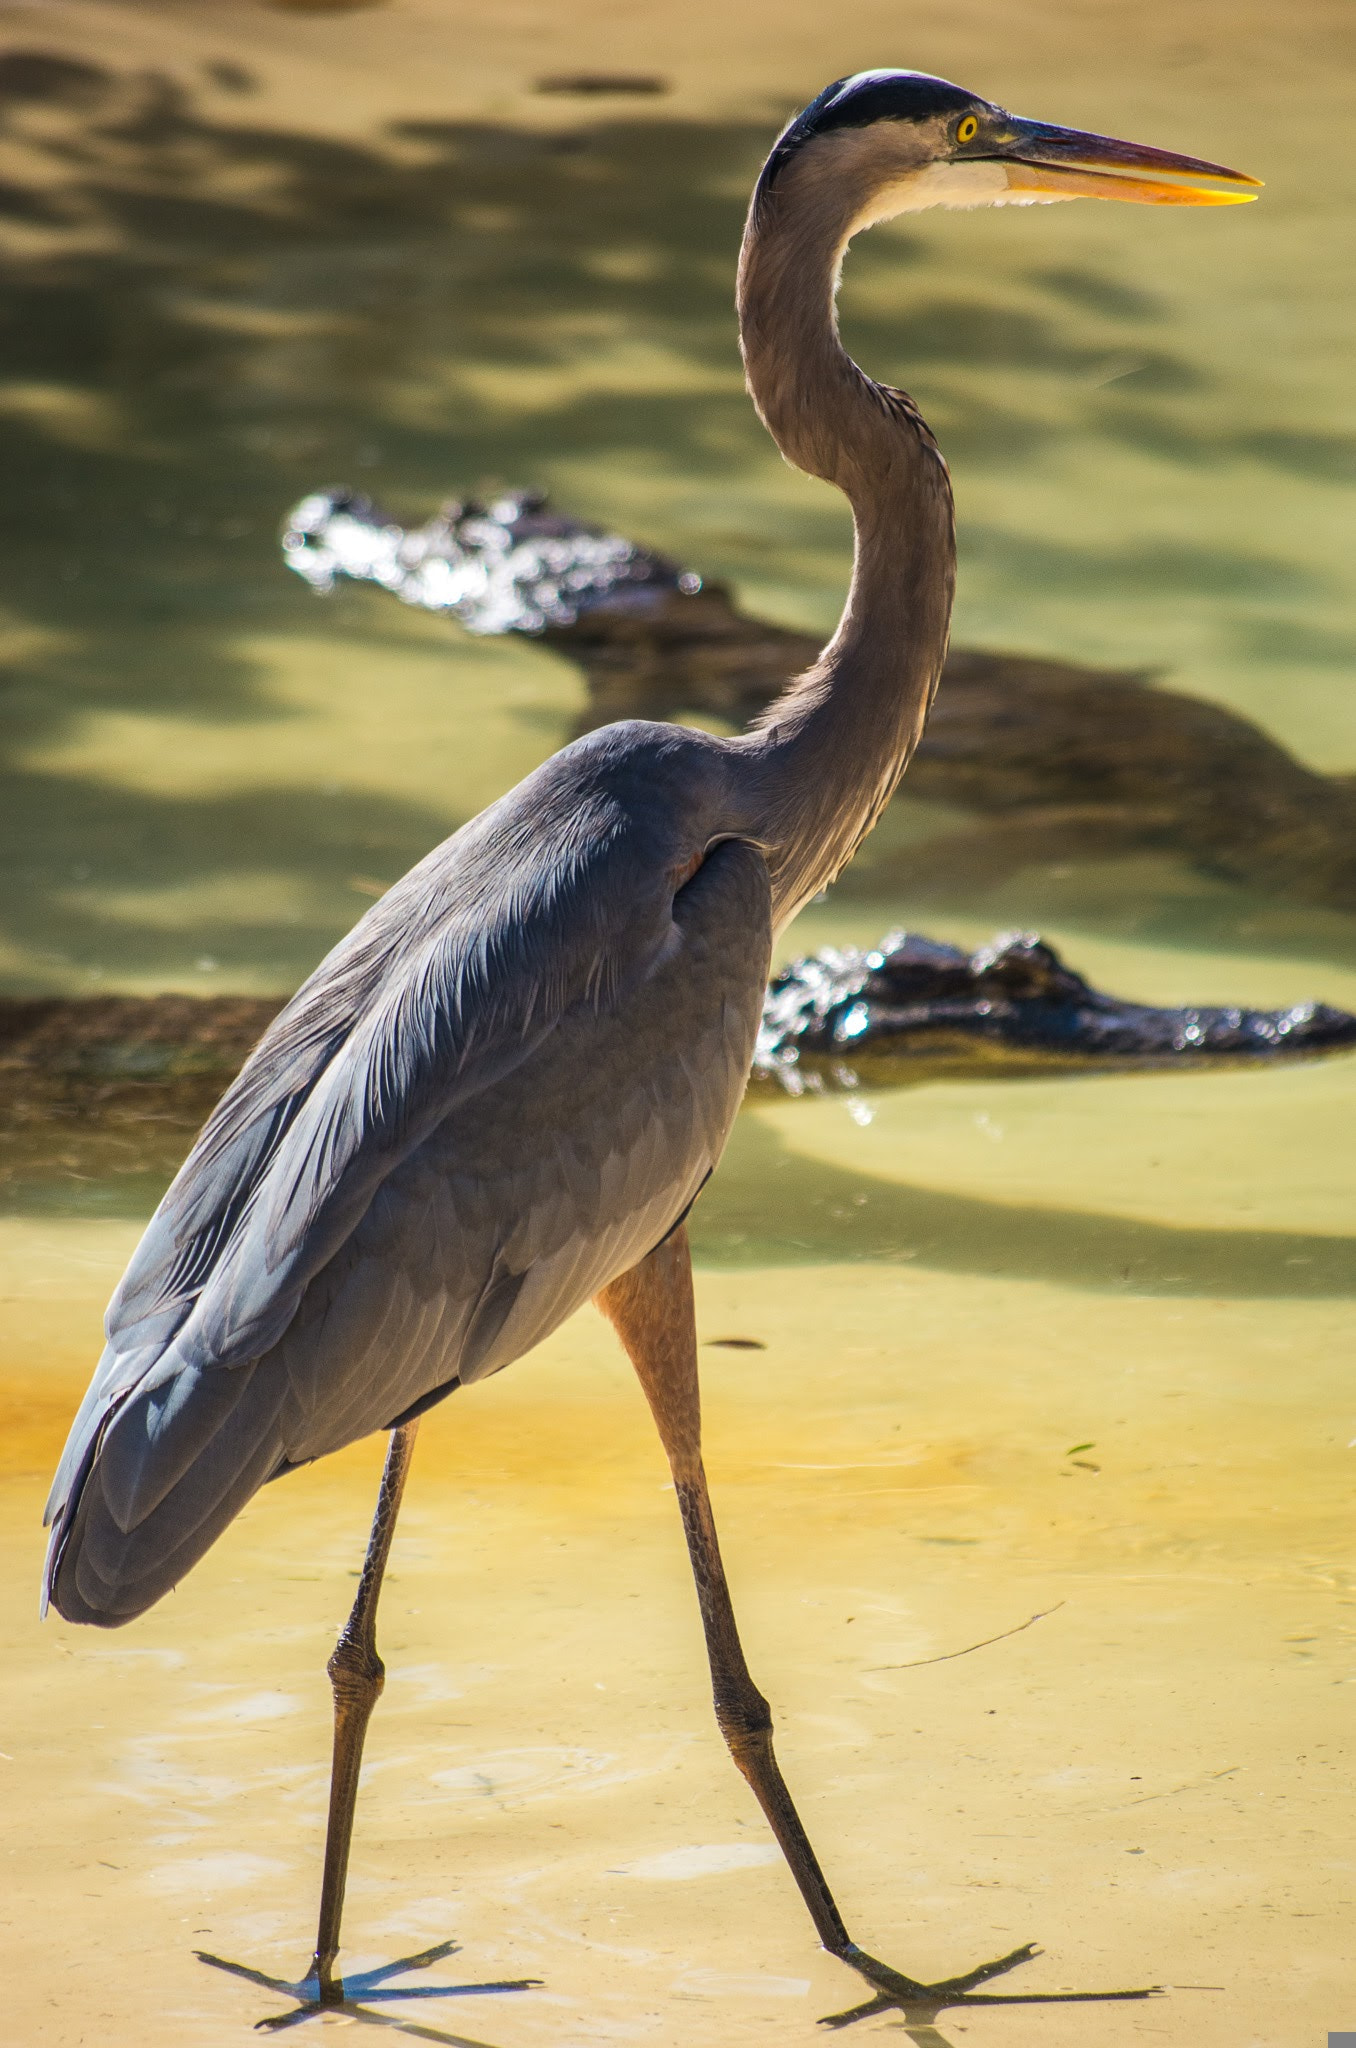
[989,115,1261,206]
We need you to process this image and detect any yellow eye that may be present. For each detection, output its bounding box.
[956,114,978,145]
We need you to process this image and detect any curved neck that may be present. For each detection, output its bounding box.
[732,167,956,929]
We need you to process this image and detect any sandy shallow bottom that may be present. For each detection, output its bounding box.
[4,1059,1355,2048]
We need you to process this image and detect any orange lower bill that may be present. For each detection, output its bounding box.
[1004,160,1259,206]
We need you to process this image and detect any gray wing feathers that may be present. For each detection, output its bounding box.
[50,1365,288,1626]
[46,774,666,1530]
[270,836,770,1442]
[45,809,770,1628]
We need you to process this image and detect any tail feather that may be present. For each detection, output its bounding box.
[46,1364,289,1628]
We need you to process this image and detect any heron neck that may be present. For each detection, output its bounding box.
[731,177,956,929]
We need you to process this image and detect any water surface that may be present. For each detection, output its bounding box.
[2,5,1353,2045]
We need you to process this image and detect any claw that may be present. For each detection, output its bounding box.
[820,1940,1157,2030]
[197,1944,538,2042]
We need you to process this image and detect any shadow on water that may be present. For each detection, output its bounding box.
[0,768,461,983]
[197,1939,538,2044]
[1,53,1354,986]
[5,1070,1350,1299]
[694,1112,1356,1300]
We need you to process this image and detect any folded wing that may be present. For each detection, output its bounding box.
[44,768,770,1626]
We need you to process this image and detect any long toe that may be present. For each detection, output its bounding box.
[820,1940,1154,2029]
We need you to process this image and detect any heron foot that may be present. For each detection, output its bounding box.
[195,1940,540,2039]
[820,1940,1161,2030]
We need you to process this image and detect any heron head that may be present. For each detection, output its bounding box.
[756,69,1260,226]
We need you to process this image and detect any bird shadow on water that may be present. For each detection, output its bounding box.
[814,1941,1159,2041]
[197,1938,538,2044]
[192,1933,1158,2044]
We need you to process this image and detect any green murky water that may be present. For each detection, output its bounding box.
[1,22,1353,999]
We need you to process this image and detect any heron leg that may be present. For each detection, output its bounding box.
[199,1411,539,2022]
[597,1230,864,1952]
[596,1228,1156,2025]
[310,1418,420,2004]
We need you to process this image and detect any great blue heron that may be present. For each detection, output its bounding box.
[43,70,1257,2030]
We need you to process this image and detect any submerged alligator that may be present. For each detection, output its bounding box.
[754,928,1356,1092]
[284,486,1356,913]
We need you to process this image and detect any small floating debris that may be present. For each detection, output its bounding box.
[264,0,383,12]
[534,74,671,96]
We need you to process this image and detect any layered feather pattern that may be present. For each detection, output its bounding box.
[45,723,771,1625]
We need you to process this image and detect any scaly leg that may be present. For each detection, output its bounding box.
[311,1418,420,2003]
[198,1417,539,2031]
[596,1228,1156,2026]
